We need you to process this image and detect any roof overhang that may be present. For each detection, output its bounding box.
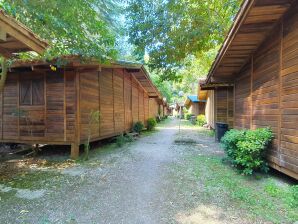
[206,0,294,85]
[0,10,48,57]
[8,55,162,99]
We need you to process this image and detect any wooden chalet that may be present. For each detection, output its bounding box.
[202,0,298,179]
[184,95,206,116]
[0,10,163,159]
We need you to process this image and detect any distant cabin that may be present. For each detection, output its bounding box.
[201,0,298,179]
[184,95,206,116]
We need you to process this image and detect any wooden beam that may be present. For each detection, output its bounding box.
[0,27,6,41]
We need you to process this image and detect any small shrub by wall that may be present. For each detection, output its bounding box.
[221,128,273,175]
[197,115,206,126]
[147,118,157,131]
[133,121,144,134]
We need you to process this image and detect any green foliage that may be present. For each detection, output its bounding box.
[115,134,134,147]
[147,118,157,131]
[156,116,161,123]
[133,121,144,134]
[221,128,273,175]
[127,0,241,80]
[197,114,206,126]
[185,113,193,120]
[1,0,121,61]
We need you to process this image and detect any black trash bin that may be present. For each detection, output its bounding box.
[216,122,229,142]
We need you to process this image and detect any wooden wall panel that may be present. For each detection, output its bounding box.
[113,69,125,133]
[19,73,45,141]
[3,74,18,140]
[144,92,149,126]
[235,65,251,129]
[149,98,158,118]
[252,26,280,162]
[99,68,114,137]
[124,71,132,131]
[46,71,64,141]
[79,71,100,141]
[280,8,298,175]
[138,88,144,124]
[215,87,234,128]
[132,78,139,123]
[65,71,76,142]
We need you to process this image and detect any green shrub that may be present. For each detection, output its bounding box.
[133,121,144,134]
[185,113,193,120]
[197,114,206,126]
[147,118,157,131]
[115,134,134,147]
[116,134,126,147]
[221,127,273,175]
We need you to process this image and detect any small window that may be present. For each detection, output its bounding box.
[20,78,44,105]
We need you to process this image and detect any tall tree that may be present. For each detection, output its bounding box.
[0,0,124,61]
[127,0,241,80]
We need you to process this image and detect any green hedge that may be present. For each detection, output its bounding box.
[221,128,273,175]
[133,121,144,134]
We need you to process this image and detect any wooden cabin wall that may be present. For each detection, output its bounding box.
[99,68,114,138]
[149,98,158,118]
[232,7,298,178]
[198,102,206,115]
[138,87,144,124]
[0,70,76,144]
[144,92,149,125]
[215,87,234,128]
[113,69,125,133]
[124,71,132,131]
[234,65,251,130]
[79,70,100,142]
[132,77,139,124]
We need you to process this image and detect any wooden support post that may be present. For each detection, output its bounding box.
[71,143,80,159]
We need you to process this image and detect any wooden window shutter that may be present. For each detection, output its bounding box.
[32,79,44,105]
[20,80,32,105]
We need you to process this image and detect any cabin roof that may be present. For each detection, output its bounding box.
[9,55,162,99]
[205,0,294,86]
[185,95,206,107]
[0,10,48,57]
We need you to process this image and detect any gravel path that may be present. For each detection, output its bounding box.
[0,118,254,224]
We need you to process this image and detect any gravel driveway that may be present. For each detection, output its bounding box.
[0,118,274,224]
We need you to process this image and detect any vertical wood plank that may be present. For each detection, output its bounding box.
[63,69,67,141]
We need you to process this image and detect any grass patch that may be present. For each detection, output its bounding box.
[191,155,298,223]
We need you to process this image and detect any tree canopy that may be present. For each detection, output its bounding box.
[127,0,241,81]
[0,0,124,61]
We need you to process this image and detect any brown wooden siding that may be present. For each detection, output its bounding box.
[79,70,100,142]
[124,71,132,131]
[138,88,144,124]
[99,68,114,137]
[231,6,298,178]
[0,66,160,159]
[235,65,251,129]
[113,69,125,133]
[149,98,159,118]
[132,78,139,123]
[215,87,234,128]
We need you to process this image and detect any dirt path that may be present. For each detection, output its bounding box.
[0,118,295,223]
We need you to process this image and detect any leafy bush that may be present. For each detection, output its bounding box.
[116,134,126,147]
[185,113,193,120]
[147,118,157,131]
[221,128,273,175]
[197,114,206,126]
[133,121,144,134]
[115,134,134,147]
